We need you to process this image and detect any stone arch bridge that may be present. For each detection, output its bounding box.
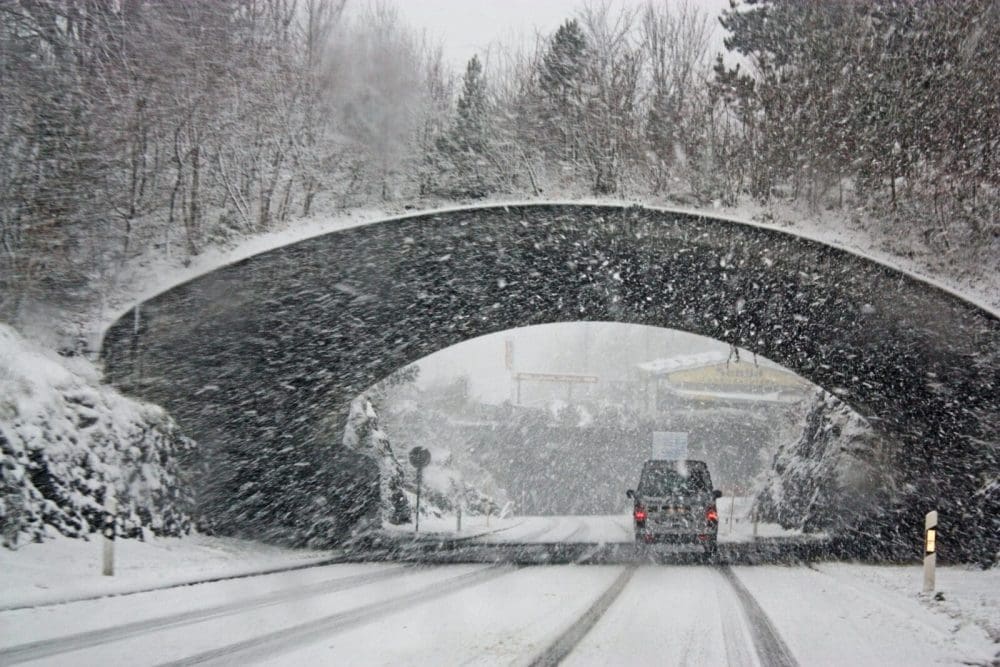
[101,204,998,559]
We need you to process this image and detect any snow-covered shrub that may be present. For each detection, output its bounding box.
[343,393,505,525]
[0,325,195,547]
[753,390,897,536]
[342,395,411,525]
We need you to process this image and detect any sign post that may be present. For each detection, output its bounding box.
[923,510,937,593]
[408,447,431,533]
[102,486,117,576]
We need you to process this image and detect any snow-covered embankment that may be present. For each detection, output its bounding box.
[0,324,195,547]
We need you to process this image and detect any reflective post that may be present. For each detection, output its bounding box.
[102,486,117,576]
[923,510,937,593]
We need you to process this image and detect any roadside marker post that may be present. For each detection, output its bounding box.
[102,486,117,576]
[923,510,938,593]
[728,493,736,534]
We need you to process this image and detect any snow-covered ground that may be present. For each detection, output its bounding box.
[1,547,995,665]
[0,506,802,611]
[0,533,336,610]
[733,563,1000,665]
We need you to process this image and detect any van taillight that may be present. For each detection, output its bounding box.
[634,506,647,522]
[706,507,718,522]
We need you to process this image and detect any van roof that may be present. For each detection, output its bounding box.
[642,459,708,467]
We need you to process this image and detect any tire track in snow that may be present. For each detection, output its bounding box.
[713,570,759,667]
[526,565,636,667]
[158,564,516,666]
[719,566,798,667]
[480,518,574,544]
[546,518,588,543]
[0,565,415,665]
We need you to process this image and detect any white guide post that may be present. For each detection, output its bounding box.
[102,486,117,576]
[923,510,937,593]
[729,494,736,534]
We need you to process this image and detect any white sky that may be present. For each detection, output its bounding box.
[390,0,732,72]
[415,322,725,404]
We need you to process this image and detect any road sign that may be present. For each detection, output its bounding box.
[408,448,431,533]
[652,431,688,459]
[409,447,431,469]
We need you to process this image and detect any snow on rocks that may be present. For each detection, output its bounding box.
[753,389,895,538]
[0,324,195,547]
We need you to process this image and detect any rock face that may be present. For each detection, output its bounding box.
[0,325,195,548]
[753,391,903,550]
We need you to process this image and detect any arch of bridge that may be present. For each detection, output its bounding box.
[102,204,998,549]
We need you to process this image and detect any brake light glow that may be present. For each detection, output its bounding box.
[634,507,647,522]
[706,507,718,522]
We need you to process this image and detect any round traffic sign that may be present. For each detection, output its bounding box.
[409,446,431,469]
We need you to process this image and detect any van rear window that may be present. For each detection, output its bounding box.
[638,464,710,496]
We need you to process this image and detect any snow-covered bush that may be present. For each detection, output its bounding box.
[753,390,897,536]
[0,325,195,547]
[342,392,504,526]
[342,395,411,525]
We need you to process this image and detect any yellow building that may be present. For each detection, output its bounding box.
[636,350,811,416]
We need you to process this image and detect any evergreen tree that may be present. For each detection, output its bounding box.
[455,55,489,155]
[437,55,495,197]
[537,19,589,166]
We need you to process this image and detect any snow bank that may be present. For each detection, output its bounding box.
[0,324,195,547]
[0,532,335,610]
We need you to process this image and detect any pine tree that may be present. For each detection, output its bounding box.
[437,55,495,197]
[537,19,588,166]
[455,55,489,155]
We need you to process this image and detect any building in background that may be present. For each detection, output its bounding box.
[635,350,811,418]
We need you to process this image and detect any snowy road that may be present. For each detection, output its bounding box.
[473,515,632,544]
[2,559,996,666]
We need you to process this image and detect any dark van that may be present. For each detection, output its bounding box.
[626,459,722,557]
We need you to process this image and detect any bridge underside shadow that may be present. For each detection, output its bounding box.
[101,204,999,560]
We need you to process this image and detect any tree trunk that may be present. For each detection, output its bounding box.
[186,141,201,255]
